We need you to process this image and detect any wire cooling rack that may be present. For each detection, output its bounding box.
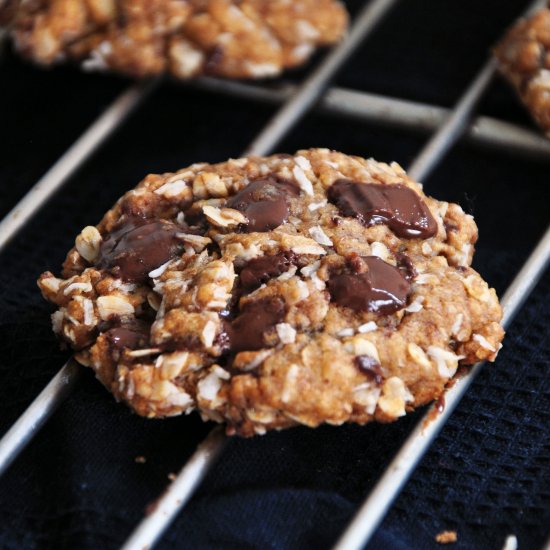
[0,1,549,548]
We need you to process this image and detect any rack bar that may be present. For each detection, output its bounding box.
[408,58,498,181]
[194,79,550,161]
[408,0,549,181]
[0,81,155,252]
[120,426,226,550]
[0,359,80,476]
[333,225,550,550]
[243,0,399,156]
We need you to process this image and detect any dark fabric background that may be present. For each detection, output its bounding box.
[0,0,549,549]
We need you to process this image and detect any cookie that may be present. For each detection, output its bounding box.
[38,149,504,436]
[1,0,348,79]
[494,3,550,136]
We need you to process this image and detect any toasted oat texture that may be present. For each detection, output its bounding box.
[0,0,347,79]
[494,3,550,136]
[38,148,504,436]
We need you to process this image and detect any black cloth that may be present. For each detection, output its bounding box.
[0,0,549,549]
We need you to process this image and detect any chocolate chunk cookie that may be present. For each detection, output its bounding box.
[494,3,550,137]
[1,0,348,79]
[38,149,504,436]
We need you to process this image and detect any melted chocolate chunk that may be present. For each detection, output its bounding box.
[354,355,383,386]
[227,296,286,353]
[327,256,411,314]
[226,177,299,232]
[97,217,183,283]
[105,326,149,352]
[239,252,296,291]
[328,180,437,239]
[396,252,417,281]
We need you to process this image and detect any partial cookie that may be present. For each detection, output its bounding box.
[1,0,348,79]
[494,3,550,136]
[38,148,504,436]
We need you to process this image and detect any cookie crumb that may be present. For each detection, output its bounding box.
[168,473,177,481]
[435,531,458,544]
[135,456,147,464]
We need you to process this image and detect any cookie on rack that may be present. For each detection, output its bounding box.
[38,148,504,436]
[494,2,550,136]
[1,0,348,79]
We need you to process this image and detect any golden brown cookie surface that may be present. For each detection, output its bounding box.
[494,3,550,136]
[38,149,504,436]
[1,0,348,79]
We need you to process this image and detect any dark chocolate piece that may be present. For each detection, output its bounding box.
[97,217,183,283]
[396,252,417,281]
[354,355,383,386]
[328,180,437,239]
[328,256,411,314]
[239,252,295,291]
[227,177,299,232]
[105,327,149,351]
[227,296,286,353]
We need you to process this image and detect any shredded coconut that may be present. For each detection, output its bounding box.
[276,323,297,344]
[197,371,222,402]
[308,200,327,211]
[148,260,173,279]
[451,313,464,336]
[82,299,94,326]
[428,346,463,378]
[473,333,496,352]
[294,155,312,171]
[370,241,390,261]
[63,282,92,295]
[292,165,314,196]
[404,297,424,313]
[308,226,333,246]
[278,266,297,281]
[154,179,187,198]
[358,321,377,334]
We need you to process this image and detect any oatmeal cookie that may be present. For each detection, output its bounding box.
[38,148,504,436]
[494,3,550,136]
[0,0,348,79]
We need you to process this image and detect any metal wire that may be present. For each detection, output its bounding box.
[0,359,80,476]
[0,80,156,252]
[408,58,498,181]
[194,79,550,161]
[0,82,156,475]
[243,0,399,156]
[120,426,226,550]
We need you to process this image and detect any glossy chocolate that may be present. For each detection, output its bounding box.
[227,296,286,353]
[105,326,149,351]
[328,256,411,314]
[396,252,417,281]
[328,180,437,239]
[227,177,299,232]
[354,355,383,385]
[97,217,183,283]
[239,252,295,290]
